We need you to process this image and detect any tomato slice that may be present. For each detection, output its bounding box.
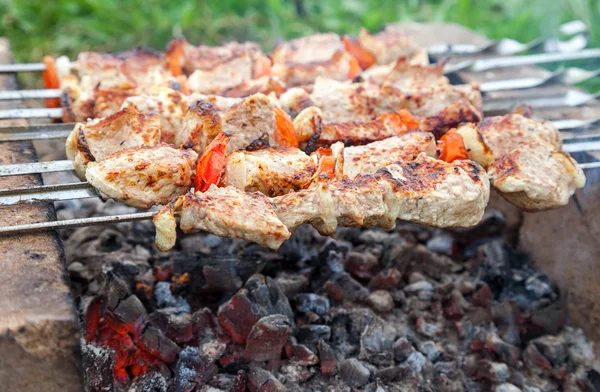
[194,132,230,192]
[42,56,61,108]
[439,130,469,163]
[342,35,376,70]
[274,108,299,148]
[253,55,272,79]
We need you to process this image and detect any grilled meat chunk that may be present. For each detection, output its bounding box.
[453,123,495,169]
[179,93,278,154]
[356,27,419,66]
[221,147,317,196]
[488,142,585,211]
[362,58,447,90]
[66,107,162,179]
[154,154,489,250]
[293,108,419,149]
[478,113,562,159]
[85,144,198,209]
[272,33,345,65]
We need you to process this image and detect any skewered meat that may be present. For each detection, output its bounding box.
[216,131,436,196]
[453,123,495,169]
[220,76,286,98]
[85,144,198,209]
[270,33,359,86]
[153,154,489,250]
[178,93,283,154]
[354,27,419,66]
[361,58,446,90]
[293,108,420,149]
[221,147,317,196]
[488,142,585,211]
[478,112,562,159]
[66,107,162,179]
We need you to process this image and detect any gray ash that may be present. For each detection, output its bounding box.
[60,202,598,391]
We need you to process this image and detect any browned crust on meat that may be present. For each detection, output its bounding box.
[76,127,96,163]
[489,152,520,182]
[376,160,450,193]
[418,99,482,137]
[181,100,223,150]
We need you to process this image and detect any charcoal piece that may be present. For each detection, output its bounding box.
[318,340,337,376]
[105,273,130,311]
[218,342,245,369]
[280,362,313,383]
[340,358,371,388]
[296,325,331,346]
[218,274,294,344]
[524,274,553,300]
[364,379,387,392]
[313,239,348,287]
[202,264,243,293]
[485,333,521,366]
[367,290,395,313]
[244,315,292,361]
[105,294,147,334]
[476,360,509,383]
[522,342,552,372]
[247,366,286,392]
[494,383,522,392]
[295,293,330,315]
[492,301,522,346]
[419,340,442,361]
[200,338,227,363]
[191,307,220,342]
[323,272,369,302]
[443,290,468,320]
[369,268,402,291]
[173,346,218,392]
[154,281,191,314]
[360,319,396,366]
[472,284,493,308]
[525,298,567,340]
[129,372,168,392]
[81,341,115,392]
[399,352,427,376]
[416,318,442,338]
[231,370,248,392]
[434,361,457,376]
[137,325,181,364]
[148,309,193,344]
[426,233,455,256]
[375,366,402,382]
[285,343,319,365]
[345,251,379,279]
[393,337,416,363]
[404,280,434,295]
[274,271,309,298]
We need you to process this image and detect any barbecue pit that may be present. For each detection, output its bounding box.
[0,22,599,391]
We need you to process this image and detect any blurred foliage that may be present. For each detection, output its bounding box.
[0,0,598,88]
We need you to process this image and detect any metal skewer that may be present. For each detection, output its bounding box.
[479,67,600,93]
[0,182,97,205]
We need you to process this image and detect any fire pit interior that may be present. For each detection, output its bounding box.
[0,21,599,392]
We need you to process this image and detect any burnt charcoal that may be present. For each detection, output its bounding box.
[218,343,245,369]
[202,263,243,293]
[323,272,369,302]
[345,250,379,279]
[525,298,567,339]
[375,366,402,382]
[199,338,227,363]
[565,327,595,367]
[295,293,330,315]
[367,290,395,313]
[340,358,371,387]
[191,307,220,343]
[360,319,396,366]
[296,325,331,346]
[148,309,193,344]
[369,268,402,291]
[522,341,552,372]
[419,340,442,361]
[524,274,553,300]
[313,239,348,286]
[274,271,309,298]
[494,383,522,392]
[280,362,314,383]
[416,318,443,338]
[398,351,428,376]
[82,341,115,392]
[476,360,510,383]
[364,379,387,392]
[434,361,457,376]
[218,274,294,344]
[129,372,168,392]
[244,315,292,361]
[154,282,191,314]
[472,284,493,308]
[104,294,147,335]
[173,346,218,392]
[485,333,521,366]
[443,290,468,320]
[247,366,286,392]
[137,325,181,364]
[393,337,416,363]
[230,370,248,392]
[426,233,455,256]
[285,343,319,365]
[318,340,336,376]
[404,280,434,295]
[105,273,131,311]
[492,301,522,346]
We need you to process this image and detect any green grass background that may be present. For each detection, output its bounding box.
[0,0,598,88]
